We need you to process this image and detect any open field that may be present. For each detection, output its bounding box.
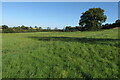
[2,29,119,78]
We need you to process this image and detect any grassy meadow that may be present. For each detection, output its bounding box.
[2,29,119,78]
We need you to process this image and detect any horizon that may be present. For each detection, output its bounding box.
[2,2,118,29]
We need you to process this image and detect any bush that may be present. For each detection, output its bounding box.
[2,28,15,33]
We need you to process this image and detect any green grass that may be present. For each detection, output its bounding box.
[2,29,119,78]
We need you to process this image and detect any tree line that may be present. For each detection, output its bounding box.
[1,25,63,33]
[1,8,120,33]
[64,20,120,32]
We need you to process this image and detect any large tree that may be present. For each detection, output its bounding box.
[79,8,107,30]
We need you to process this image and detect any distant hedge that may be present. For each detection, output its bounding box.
[1,19,120,33]
[1,25,63,33]
[102,20,120,29]
[64,20,120,32]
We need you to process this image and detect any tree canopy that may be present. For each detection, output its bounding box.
[2,25,8,29]
[79,8,107,30]
[115,20,120,24]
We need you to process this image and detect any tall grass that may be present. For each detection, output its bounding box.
[2,29,119,78]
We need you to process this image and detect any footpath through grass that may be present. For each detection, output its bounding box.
[2,29,119,78]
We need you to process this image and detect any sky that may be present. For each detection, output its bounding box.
[1,0,120,2]
[118,1,120,19]
[2,2,118,29]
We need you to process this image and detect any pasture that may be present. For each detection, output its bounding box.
[2,29,119,78]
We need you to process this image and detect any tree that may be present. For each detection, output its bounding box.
[20,25,29,30]
[112,20,120,27]
[65,26,71,32]
[35,26,38,28]
[21,25,26,29]
[39,27,42,29]
[115,20,120,27]
[30,26,32,29]
[54,27,58,31]
[79,8,107,31]
[115,20,120,23]
[47,27,51,30]
[2,25,8,29]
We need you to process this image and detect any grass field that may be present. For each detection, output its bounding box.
[2,29,119,78]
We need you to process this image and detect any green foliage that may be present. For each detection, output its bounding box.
[114,20,120,27]
[2,29,119,78]
[2,28,15,33]
[102,20,120,29]
[39,27,42,30]
[2,25,8,29]
[2,25,44,33]
[54,27,58,30]
[65,26,71,32]
[47,27,51,30]
[79,8,107,31]
[115,20,120,23]
[2,25,63,33]
[64,26,82,32]
[35,26,38,28]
